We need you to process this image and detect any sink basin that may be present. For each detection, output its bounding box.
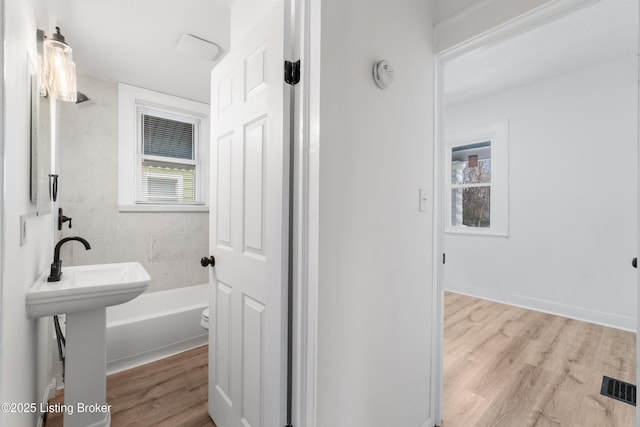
[26,262,151,318]
[26,261,151,427]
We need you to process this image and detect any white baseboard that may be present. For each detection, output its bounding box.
[106,335,207,375]
[446,284,636,332]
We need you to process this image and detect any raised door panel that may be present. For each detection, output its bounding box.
[241,295,265,427]
[243,116,267,259]
[245,44,268,100]
[213,282,233,415]
[216,133,233,250]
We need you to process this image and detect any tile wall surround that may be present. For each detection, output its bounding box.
[58,75,209,292]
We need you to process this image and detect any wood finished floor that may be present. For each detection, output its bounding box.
[443,291,636,427]
[45,293,636,427]
[45,345,215,427]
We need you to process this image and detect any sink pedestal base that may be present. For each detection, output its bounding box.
[63,308,111,427]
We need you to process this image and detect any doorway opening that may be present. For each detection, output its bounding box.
[435,0,639,425]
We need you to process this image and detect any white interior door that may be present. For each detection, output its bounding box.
[208,2,290,426]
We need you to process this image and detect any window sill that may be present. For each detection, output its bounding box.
[118,204,209,213]
[445,227,508,238]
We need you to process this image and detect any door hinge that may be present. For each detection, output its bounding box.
[284,60,301,85]
[443,253,446,264]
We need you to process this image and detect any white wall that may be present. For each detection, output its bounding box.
[230,0,280,44]
[314,0,436,425]
[57,75,209,293]
[444,55,638,330]
[1,0,56,426]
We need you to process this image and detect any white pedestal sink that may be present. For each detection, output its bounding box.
[26,262,151,427]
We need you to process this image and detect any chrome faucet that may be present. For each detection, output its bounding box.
[48,236,91,282]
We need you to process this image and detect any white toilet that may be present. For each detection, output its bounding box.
[200,308,209,330]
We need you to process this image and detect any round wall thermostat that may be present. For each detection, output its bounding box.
[373,60,394,89]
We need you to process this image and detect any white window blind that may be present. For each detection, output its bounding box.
[135,105,203,205]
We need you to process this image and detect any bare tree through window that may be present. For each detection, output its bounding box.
[450,141,491,228]
[461,159,491,227]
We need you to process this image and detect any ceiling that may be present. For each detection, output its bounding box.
[46,0,232,104]
[444,0,638,106]
[46,0,637,107]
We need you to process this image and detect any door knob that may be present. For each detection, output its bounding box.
[201,256,216,267]
[633,258,637,269]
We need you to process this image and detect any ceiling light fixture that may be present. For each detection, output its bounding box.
[42,27,77,102]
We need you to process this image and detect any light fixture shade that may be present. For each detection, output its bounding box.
[43,29,77,102]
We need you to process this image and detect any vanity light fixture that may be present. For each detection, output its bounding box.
[42,27,77,102]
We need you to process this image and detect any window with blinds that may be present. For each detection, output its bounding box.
[135,105,202,205]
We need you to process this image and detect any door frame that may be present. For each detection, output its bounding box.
[432,0,603,424]
[290,0,320,425]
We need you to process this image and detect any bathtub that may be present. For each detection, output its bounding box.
[105,284,208,374]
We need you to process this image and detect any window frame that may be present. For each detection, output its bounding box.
[445,122,509,236]
[118,83,210,212]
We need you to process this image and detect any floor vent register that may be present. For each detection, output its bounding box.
[601,376,636,406]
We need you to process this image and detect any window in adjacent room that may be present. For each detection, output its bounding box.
[445,122,508,236]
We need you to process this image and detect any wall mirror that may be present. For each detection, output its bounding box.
[30,57,52,215]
